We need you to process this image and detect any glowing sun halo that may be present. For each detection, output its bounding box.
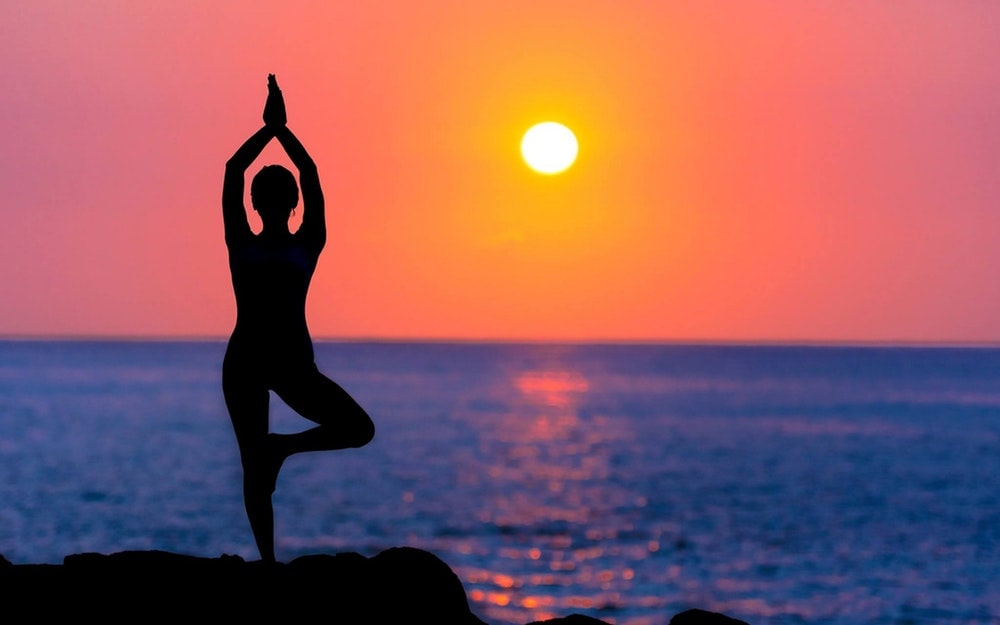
[521,122,578,175]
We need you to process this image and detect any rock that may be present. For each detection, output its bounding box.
[0,549,751,624]
[369,546,482,622]
[0,547,486,623]
[528,615,614,625]
[532,610,751,625]
[670,608,751,625]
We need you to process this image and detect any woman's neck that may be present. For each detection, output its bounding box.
[259,223,291,238]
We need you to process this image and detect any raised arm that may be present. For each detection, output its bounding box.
[275,125,326,248]
[223,125,275,246]
[261,75,326,246]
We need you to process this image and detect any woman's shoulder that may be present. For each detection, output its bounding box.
[292,228,324,257]
[225,227,255,252]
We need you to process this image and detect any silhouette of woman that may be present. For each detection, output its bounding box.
[222,75,374,562]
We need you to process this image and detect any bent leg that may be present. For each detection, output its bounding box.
[272,366,375,457]
[223,363,278,562]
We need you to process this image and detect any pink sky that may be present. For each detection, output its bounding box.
[1,1,998,343]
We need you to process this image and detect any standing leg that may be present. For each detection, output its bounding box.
[223,363,278,563]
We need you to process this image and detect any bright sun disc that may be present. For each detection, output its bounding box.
[521,122,578,175]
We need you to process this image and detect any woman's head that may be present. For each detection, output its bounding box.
[251,165,299,223]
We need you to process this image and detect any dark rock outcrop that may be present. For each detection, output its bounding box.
[528,615,618,625]
[669,608,751,625]
[530,610,750,625]
[2,547,486,623]
[0,548,750,624]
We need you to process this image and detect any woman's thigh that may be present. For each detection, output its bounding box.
[274,366,372,431]
[222,358,270,451]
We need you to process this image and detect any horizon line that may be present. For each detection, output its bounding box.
[1,333,998,349]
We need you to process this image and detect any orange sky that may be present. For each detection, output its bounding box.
[2,1,998,343]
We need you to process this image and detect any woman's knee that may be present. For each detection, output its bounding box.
[350,416,375,448]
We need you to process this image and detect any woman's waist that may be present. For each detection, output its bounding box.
[230,310,311,333]
[227,326,313,357]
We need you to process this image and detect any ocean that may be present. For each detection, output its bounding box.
[0,340,997,624]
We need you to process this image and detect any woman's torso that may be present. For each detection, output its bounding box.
[226,231,319,367]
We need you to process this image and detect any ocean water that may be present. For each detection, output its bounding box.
[0,340,997,625]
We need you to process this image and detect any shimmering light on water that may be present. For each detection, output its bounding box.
[0,341,998,624]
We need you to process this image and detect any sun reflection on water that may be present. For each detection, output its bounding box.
[516,371,590,408]
[456,364,657,625]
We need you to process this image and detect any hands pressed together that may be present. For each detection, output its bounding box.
[263,74,287,128]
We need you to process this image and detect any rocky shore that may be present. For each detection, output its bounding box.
[0,547,747,624]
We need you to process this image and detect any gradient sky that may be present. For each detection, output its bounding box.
[2,1,998,343]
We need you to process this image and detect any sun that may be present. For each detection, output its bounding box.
[521,122,578,175]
